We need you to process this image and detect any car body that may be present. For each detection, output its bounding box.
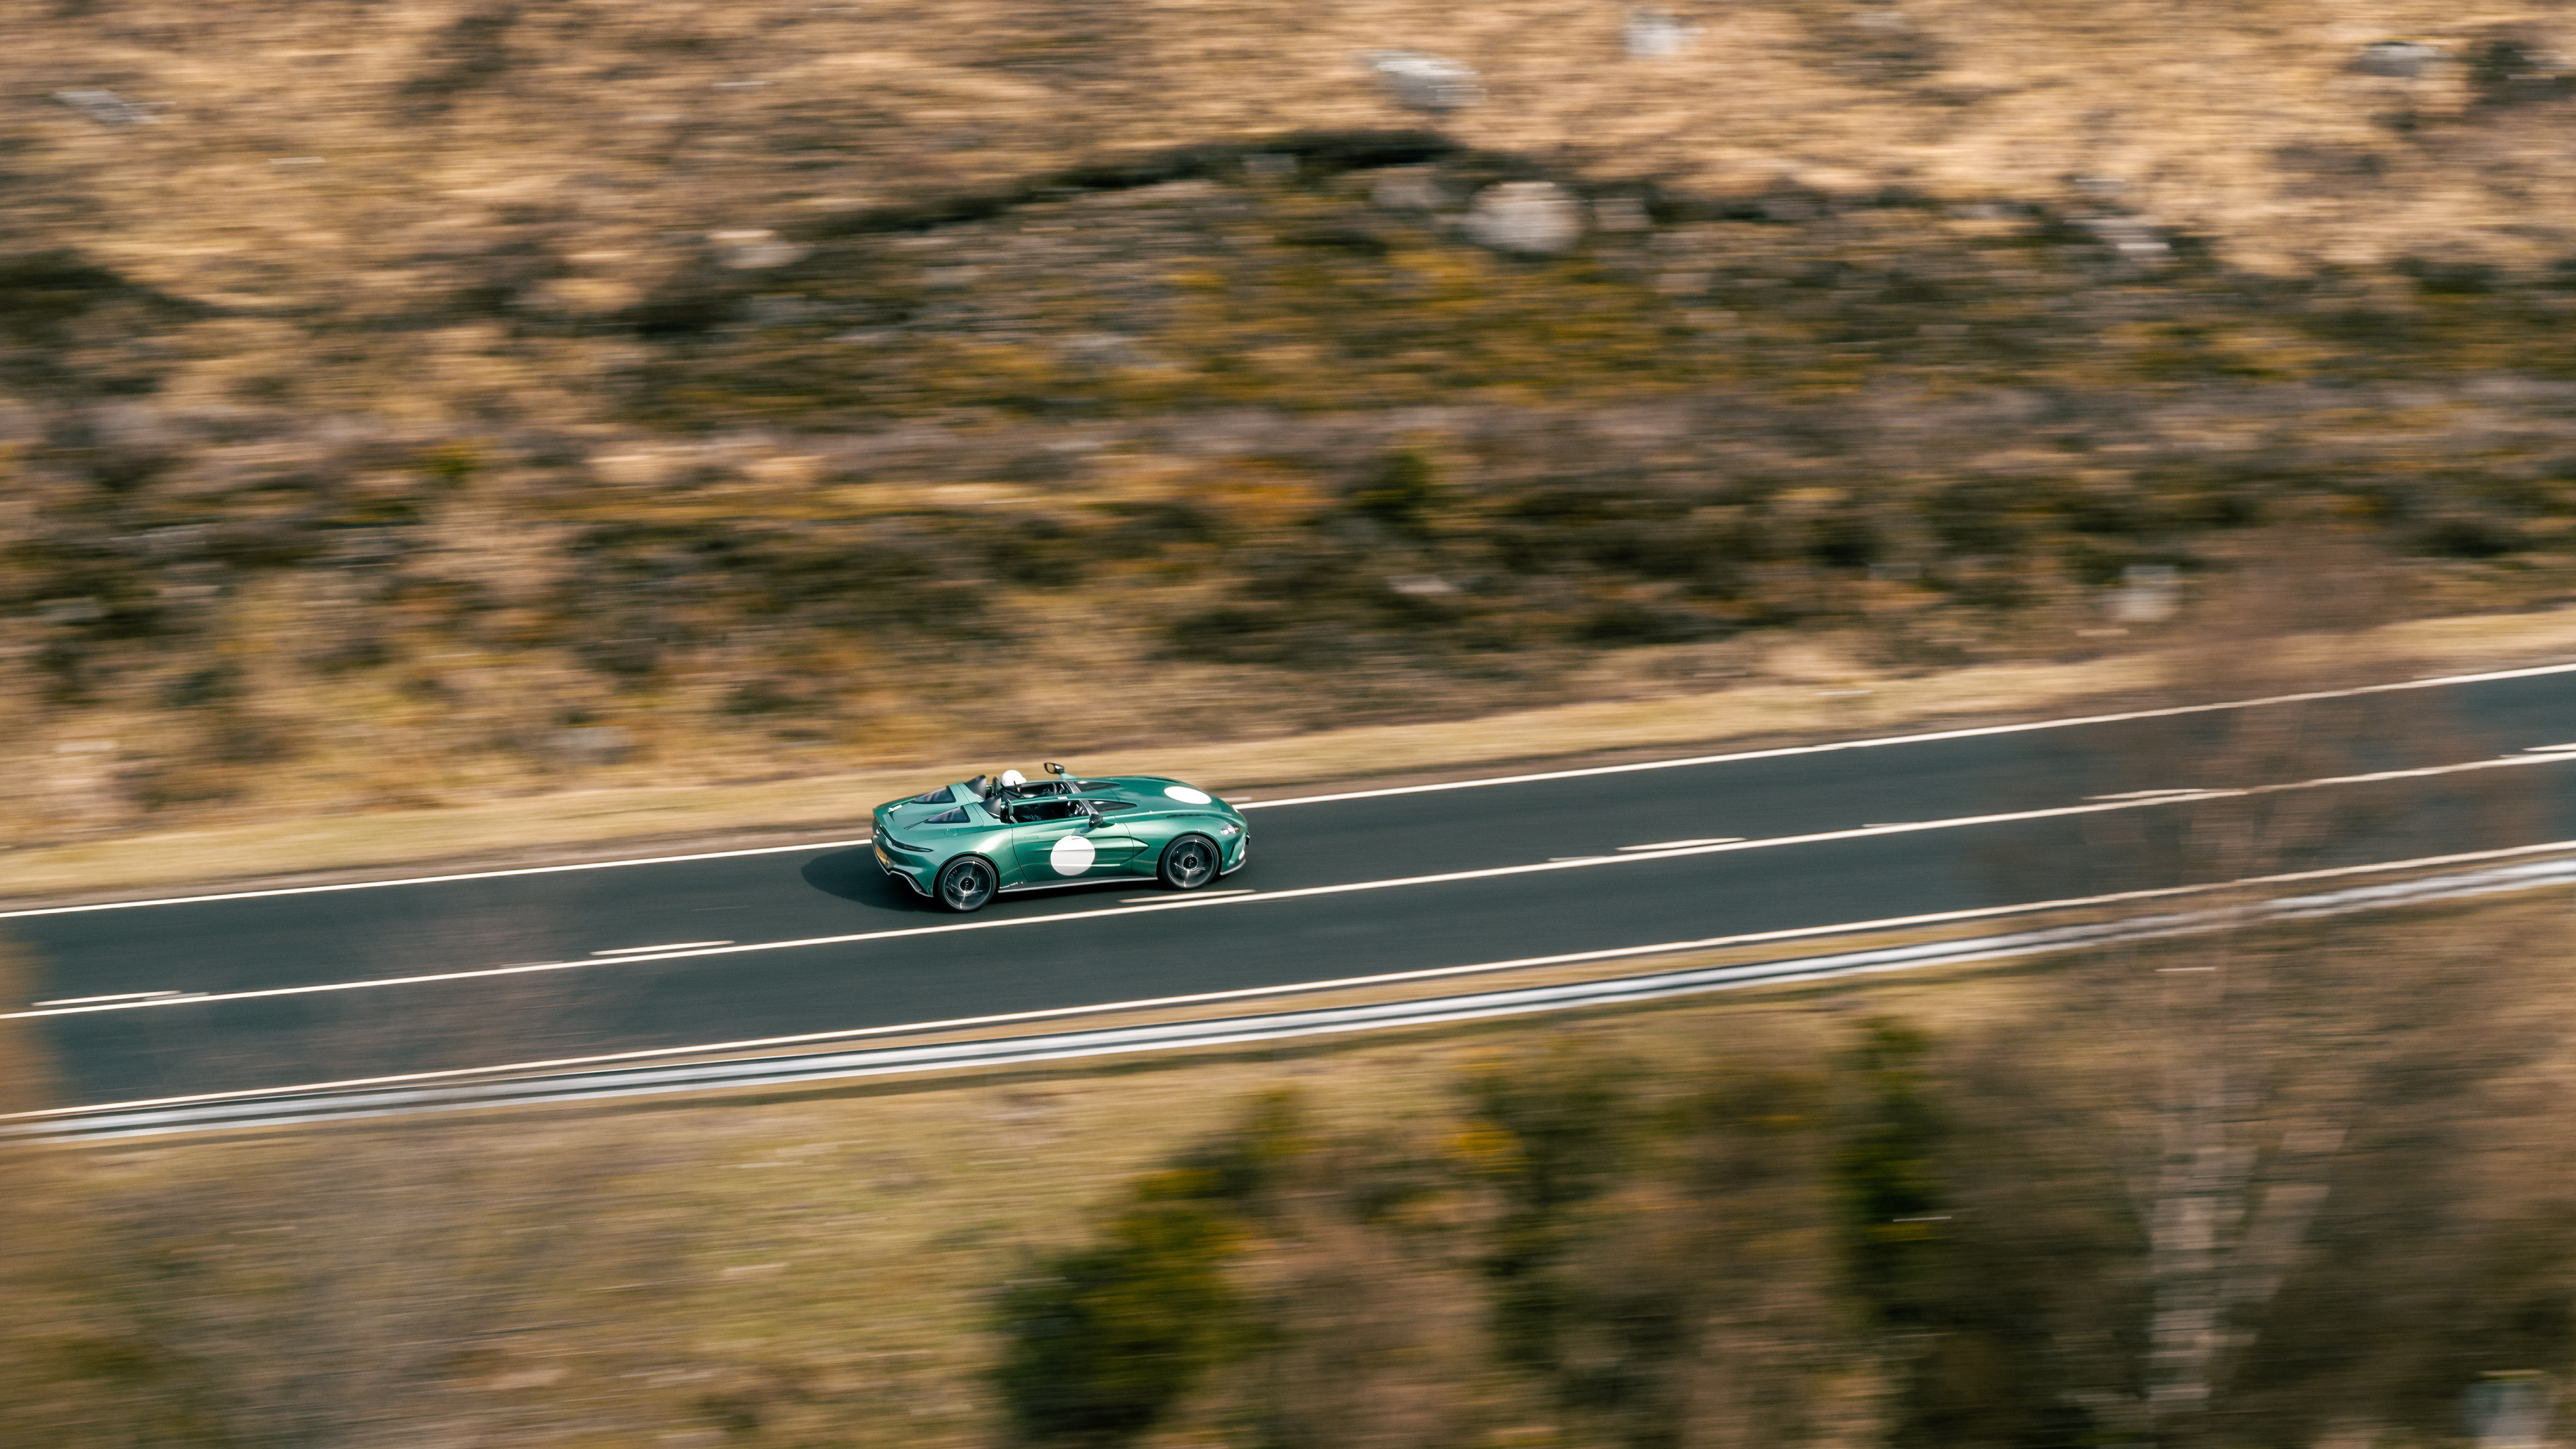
[871,766,1249,911]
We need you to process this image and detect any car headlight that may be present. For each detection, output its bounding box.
[1218,823,1239,836]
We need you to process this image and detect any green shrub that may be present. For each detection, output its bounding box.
[991,1200,1242,1447]
[990,1094,1303,1445]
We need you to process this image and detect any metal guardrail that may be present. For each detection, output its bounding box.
[15,851,2576,1142]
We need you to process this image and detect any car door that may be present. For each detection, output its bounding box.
[1009,800,1148,881]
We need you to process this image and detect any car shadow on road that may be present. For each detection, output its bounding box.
[799,847,938,912]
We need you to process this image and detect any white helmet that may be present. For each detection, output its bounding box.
[999,769,1027,787]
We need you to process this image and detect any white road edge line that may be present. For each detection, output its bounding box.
[11,748,2571,1023]
[0,839,873,921]
[10,658,2573,919]
[16,839,2576,1129]
[1233,659,2576,809]
[34,990,187,1006]
[591,941,732,956]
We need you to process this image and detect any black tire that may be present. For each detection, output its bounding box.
[1159,834,1221,891]
[936,856,998,913]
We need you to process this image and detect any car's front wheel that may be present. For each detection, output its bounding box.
[936,856,998,912]
[1159,834,1220,891]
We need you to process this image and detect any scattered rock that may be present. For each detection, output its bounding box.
[1624,9,1700,60]
[1369,166,1448,211]
[2076,215,2172,266]
[1464,182,1584,255]
[54,89,158,125]
[549,725,634,765]
[706,229,809,270]
[1360,50,1485,111]
[2106,564,2180,623]
[2351,39,2443,79]
[1386,574,1458,597]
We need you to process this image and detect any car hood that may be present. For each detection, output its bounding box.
[1078,776,1242,815]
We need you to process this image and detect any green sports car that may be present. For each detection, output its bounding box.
[871,763,1250,912]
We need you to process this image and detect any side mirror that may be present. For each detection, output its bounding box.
[1043,761,1067,778]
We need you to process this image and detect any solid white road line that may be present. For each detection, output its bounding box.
[1621,838,1745,851]
[591,941,733,956]
[0,839,874,921]
[12,748,2573,1023]
[9,657,2572,920]
[1233,658,2576,810]
[33,990,188,1006]
[17,835,2576,1123]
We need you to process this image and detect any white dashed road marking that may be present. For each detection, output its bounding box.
[22,838,2576,1124]
[11,657,2573,920]
[12,746,2573,1022]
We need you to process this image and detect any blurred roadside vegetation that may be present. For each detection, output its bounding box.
[10,0,2576,848]
[7,889,2574,1447]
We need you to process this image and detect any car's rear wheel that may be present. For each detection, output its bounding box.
[936,856,998,912]
[1159,834,1220,891]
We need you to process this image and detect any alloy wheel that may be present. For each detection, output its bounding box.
[939,857,996,912]
[1163,835,1218,890]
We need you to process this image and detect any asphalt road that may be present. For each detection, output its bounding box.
[11,665,2576,1109]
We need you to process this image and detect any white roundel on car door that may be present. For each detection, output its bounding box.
[1163,785,1212,804]
[1050,833,1097,875]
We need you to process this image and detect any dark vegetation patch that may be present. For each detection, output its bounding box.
[9,125,2576,828]
[985,924,2576,1449]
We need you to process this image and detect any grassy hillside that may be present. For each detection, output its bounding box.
[9,0,2576,845]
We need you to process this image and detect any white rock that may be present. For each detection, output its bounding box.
[55,89,158,125]
[1464,182,1584,255]
[1625,9,1700,60]
[707,229,810,270]
[2107,565,2181,624]
[2077,215,2172,266]
[1360,51,1485,111]
[2351,39,2443,78]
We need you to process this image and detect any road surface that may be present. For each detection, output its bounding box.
[10,664,2576,1108]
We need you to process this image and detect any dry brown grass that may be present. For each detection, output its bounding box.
[6,587,2573,905]
[9,0,2576,875]
[22,0,2576,282]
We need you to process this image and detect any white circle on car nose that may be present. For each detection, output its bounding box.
[1164,785,1212,804]
[1050,833,1096,875]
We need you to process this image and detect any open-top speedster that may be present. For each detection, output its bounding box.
[870,763,1249,912]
